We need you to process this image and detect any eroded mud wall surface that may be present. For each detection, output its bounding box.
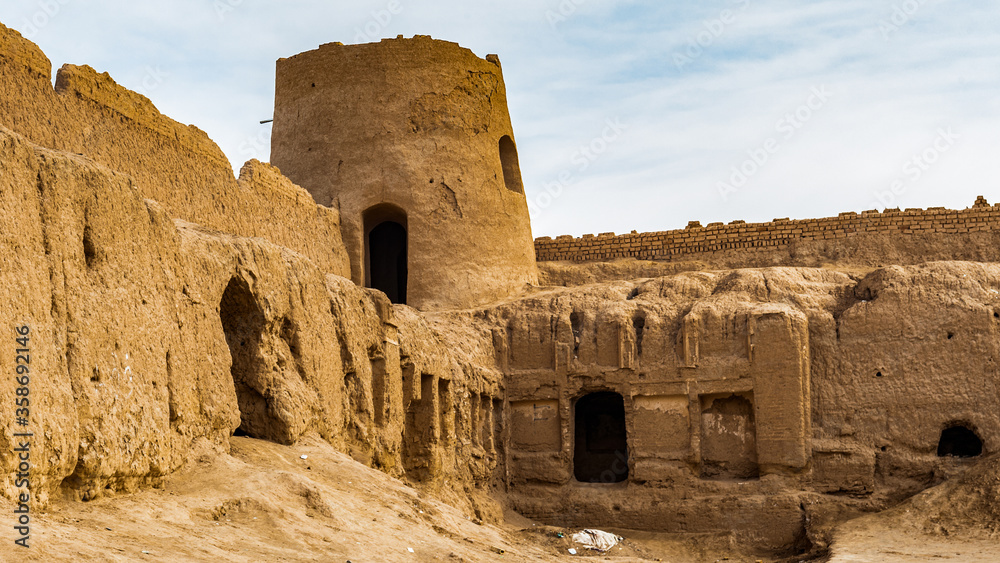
[0,22,349,278]
[485,265,1000,550]
[0,124,504,512]
[0,25,504,516]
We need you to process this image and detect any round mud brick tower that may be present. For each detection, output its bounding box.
[270,35,538,310]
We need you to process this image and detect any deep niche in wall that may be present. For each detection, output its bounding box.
[937,423,983,458]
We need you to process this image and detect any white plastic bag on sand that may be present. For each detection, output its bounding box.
[571,529,622,552]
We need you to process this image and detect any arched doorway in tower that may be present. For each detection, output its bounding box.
[363,204,408,304]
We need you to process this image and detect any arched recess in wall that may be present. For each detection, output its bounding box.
[363,203,408,305]
[700,393,759,480]
[498,135,524,194]
[937,423,983,457]
[574,391,629,483]
[220,277,285,442]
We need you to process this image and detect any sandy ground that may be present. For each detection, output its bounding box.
[825,452,1000,563]
[828,527,998,562]
[2,437,994,562]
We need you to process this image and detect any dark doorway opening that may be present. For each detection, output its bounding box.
[937,424,983,457]
[574,392,629,483]
[363,204,408,304]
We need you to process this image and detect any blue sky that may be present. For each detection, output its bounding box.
[2,0,998,238]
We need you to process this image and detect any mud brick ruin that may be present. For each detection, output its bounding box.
[2,25,999,554]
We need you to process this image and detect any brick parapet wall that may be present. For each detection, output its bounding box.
[534,199,997,262]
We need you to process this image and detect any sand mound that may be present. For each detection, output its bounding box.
[828,454,1000,561]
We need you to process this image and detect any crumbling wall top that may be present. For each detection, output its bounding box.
[535,197,1000,264]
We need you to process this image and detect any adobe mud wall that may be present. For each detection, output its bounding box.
[0,22,349,278]
[0,126,505,515]
[535,197,1000,267]
[0,25,505,520]
[488,265,1000,550]
[4,21,1000,556]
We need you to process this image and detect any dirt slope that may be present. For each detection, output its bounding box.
[827,454,1000,562]
[3,436,584,562]
[3,436,801,563]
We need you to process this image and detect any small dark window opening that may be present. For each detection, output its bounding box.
[364,204,408,305]
[937,425,983,457]
[633,314,645,356]
[570,311,583,358]
[498,135,524,194]
[82,225,97,268]
[574,392,629,483]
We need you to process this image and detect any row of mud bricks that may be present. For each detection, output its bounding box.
[535,197,997,261]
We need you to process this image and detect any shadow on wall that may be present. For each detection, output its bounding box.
[220,277,287,443]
